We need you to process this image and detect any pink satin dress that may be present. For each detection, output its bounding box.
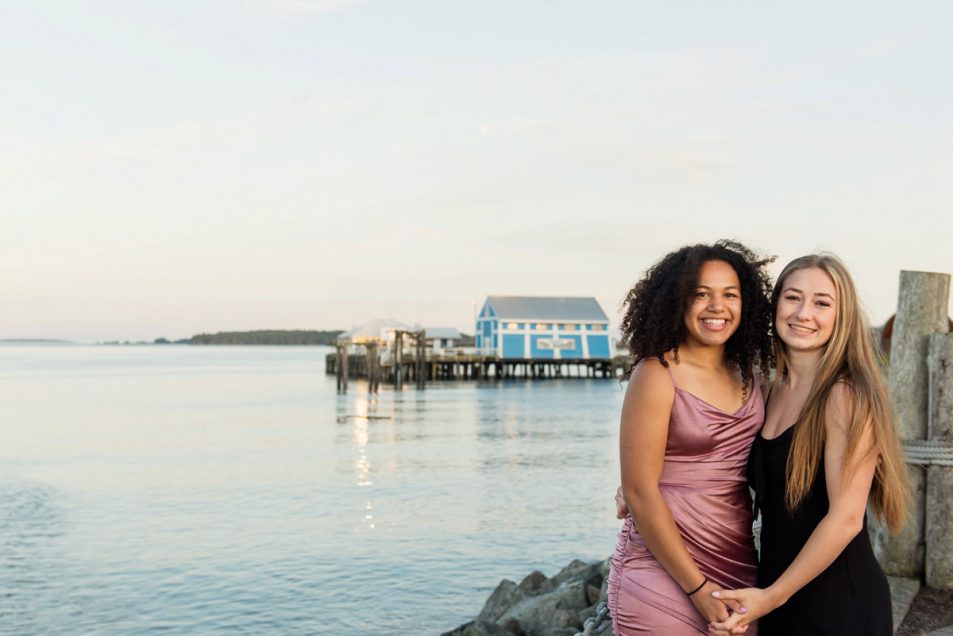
[607,362,762,635]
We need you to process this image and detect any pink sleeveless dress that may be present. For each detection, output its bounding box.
[607,362,762,635]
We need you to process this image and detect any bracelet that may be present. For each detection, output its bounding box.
[685,576,708,596]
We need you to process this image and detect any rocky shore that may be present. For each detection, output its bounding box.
[442,559,612,636]
[444,559,953,636]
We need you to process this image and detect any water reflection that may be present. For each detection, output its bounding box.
[336,392,380,532]
[364,500,374,527]
[353,417,372,488]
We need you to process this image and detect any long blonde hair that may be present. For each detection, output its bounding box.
[774,254,909,533]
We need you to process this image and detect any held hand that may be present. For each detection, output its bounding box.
[708,623,748,636]
[709,587,779,633]
[614,485,628,519]
[704,587,750,636]
[689,580,731,625]
[707,613,749,636]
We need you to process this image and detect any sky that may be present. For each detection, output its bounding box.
[2,1,952,343]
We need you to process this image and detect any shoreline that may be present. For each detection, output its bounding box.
[446,558,953,635]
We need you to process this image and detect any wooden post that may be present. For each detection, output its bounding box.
[416,330,426,390]
[365,343,372,393]
[926,333,953,587]
[873,271,951,577]
[367,342,380,394]
[340,345,349,393]
[394,331,403,390]
[336,344,343,393]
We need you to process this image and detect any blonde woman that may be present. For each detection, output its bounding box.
[710,254,910,635]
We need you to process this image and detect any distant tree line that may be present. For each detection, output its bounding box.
[189,330,343,345]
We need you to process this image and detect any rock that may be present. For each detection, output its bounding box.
[540,559,598,594]
[517,570,548,595]
[440,619,516,636]
[478,579,521,623]
[451,558,612,636]
[888,575,921,629]
[556,580,591,610]
[498,596,579,636]
[598,575,609,603]
[585,582,602,605]
[576,605,596,623]
[498,578,593,634]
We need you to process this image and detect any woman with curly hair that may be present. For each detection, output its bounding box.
[606,240,774,635]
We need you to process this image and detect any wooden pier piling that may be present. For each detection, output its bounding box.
[335,343,349,394]
[926,333,953,587]
[415,330,425,390]
[394,331,403,390]
[873,270,952,579]
[367,341,381,394]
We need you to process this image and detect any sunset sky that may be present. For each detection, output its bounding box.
[4,1,952,342]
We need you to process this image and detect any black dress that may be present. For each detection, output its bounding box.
[748,426,892,635]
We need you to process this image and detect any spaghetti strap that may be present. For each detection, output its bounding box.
[661,359,677,388]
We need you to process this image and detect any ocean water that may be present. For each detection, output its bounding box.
[0,345,624,634]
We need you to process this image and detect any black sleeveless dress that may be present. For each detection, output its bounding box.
[748,426,892,635]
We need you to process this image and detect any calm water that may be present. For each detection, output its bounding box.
[0,345,624,634]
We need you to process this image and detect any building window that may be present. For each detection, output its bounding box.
[506,322,520,330]
[535,323,550,330]
[561,323,577,331]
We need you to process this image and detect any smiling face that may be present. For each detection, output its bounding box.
[682,260,742,349]
[775,266,837,353]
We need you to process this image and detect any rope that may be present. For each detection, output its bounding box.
[575,601,611,636]
[903,439,953,466]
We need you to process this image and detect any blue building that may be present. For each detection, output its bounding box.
[475,296,612,360]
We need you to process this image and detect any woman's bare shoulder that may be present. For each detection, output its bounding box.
[627,356,675,397]
[824,380,858,432]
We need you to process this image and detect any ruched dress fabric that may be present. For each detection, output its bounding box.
[749,425,892,635]
[607,364,762,635]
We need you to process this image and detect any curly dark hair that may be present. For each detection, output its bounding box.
[620,239,775,390]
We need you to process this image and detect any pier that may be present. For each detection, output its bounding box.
[330,308,629,393]
[327,350,629,390]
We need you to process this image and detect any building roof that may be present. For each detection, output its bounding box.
[486,296,609,321]
[340,318,413,341]
[424,327,461,340]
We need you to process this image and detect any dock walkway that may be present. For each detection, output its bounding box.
[326,352,631,383]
